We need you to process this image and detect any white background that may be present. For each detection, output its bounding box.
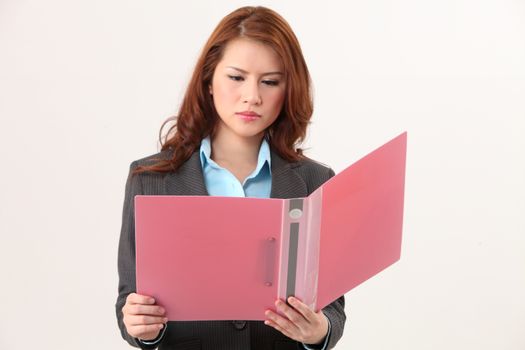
[1,0,524,349]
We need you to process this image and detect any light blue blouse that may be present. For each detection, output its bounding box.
[199,136,272,198]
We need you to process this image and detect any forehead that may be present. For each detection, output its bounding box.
[217,38,283,72]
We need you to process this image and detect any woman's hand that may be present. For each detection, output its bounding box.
[264,296,329,345]
[122,293,167,341]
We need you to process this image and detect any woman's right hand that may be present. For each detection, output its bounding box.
[122,293,168,341]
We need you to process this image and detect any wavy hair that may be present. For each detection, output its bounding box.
[134,6,313,175]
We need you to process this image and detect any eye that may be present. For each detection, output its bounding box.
[228,75,244,82]
[262,80,279,86]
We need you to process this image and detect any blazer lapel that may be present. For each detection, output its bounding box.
[164,151,209,196]
[270,149,308,199]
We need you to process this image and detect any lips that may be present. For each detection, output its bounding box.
[236,111,261,117]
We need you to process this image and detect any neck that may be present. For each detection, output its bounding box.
[211,126,263,167]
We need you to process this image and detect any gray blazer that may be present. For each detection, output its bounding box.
[116,148,346,350]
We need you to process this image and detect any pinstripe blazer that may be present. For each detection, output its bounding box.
[116,148,346,350]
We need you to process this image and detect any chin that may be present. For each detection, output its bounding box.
[232,129,266,140]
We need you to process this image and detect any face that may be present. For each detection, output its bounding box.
[209,38,286,142]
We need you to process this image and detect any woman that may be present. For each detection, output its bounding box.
[116,6,346,350]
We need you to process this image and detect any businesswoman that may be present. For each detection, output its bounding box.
[116,6,346,350]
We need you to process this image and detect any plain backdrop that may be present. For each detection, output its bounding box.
[1,0,524,349]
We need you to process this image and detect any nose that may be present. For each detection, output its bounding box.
[242,80,261,105]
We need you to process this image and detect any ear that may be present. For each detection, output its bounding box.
[208,84,213,95]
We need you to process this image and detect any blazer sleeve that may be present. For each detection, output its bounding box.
[115,162,161,349]
[321,294,346,349]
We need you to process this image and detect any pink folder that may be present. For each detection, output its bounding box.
[135,132,407,321]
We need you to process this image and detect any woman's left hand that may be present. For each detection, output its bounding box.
[264,296,329,345]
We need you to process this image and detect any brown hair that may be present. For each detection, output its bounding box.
[134,6,313,175]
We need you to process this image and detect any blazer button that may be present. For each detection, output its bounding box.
[232,320,246,330]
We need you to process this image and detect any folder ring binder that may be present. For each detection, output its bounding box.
[134,132,407,320]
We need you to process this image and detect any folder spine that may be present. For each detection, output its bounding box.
[302,188,323,311]
[277,191,323,311]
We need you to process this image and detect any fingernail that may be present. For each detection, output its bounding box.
[163,317,168,322]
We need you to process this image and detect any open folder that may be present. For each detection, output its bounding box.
[135,132,407,321]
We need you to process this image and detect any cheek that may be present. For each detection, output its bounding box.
[213,80,239,103]
[267,88,286,110]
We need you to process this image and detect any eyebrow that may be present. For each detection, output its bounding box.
[226,66,284,76]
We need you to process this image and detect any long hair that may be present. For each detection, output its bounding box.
[134,6,313,175]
